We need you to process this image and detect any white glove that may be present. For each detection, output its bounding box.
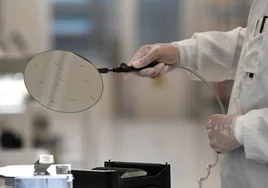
[207,114,243,153]
[126,43,180,79]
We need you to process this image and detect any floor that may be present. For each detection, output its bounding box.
[84,119,221,188]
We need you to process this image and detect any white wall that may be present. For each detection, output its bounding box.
[1,0,52,54]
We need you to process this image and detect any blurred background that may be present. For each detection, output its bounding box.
[0,0,253,188]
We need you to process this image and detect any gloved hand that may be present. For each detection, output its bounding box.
[207,114,243,153]
[126,43,179,79]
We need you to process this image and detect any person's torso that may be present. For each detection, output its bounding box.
[221,0,268,187]
[229,0,268,114]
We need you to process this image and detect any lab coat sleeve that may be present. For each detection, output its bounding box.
[236,108,268,163]
[172,27,246,82]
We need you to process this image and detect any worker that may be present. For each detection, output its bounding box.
[127,1,268,187]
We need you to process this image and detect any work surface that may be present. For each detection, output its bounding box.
[83,119,221,188]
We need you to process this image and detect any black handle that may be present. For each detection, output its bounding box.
[119,61,160,73]
[98,61,160,74]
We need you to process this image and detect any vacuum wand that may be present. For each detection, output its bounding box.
[99,60,226,188]
[98,61,159,74]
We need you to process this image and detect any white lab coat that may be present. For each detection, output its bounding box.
[174,0,268,187]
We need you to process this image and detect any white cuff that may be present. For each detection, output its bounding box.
[172,38,197,68]
[235,116,244,144]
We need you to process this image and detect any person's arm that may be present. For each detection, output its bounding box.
[173,27,246,82]
[235,108,268,163]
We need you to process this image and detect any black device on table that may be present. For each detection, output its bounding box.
[72,161,171,188]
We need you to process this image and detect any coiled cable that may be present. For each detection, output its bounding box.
[173,65,226,188]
